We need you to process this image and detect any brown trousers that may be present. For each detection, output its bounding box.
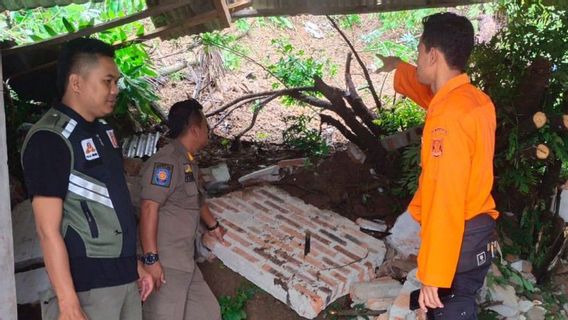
[142,266,221,320]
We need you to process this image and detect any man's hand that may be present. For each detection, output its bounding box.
[137,262,154,301]
[58,299,87,320]
[419,285,444,312]
[209,225,226,245]
[145,262,166,291]
[376,54,402,73]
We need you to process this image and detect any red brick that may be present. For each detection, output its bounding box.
[294,284,324,311]
[232,246,260,263]
[312,241,337,258]
[317,273,338,288]
[334,245,362,261]
[215,199,239,212]
[222,219,246,234]
[311,233,331,246]
[251,201,270,212]
[320,229,347,246]
[331,271,347,283]
[276,214,302,229]
[226,231,251,247]
[258,189,286,203]
[312,215,336,230]
[281,225,304,240]
[264,200,289,213]
[303,255,324,269]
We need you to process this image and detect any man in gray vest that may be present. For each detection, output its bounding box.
[21,38,153,320]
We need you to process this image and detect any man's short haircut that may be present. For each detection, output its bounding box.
[167,99,205,139]
[421,12,474,71]
[56,37,115,99]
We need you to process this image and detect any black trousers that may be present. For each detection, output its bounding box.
[427,214,496,320]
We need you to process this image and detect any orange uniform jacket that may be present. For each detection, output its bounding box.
[394,62,499,288]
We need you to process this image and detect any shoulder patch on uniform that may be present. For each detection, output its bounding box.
[81,138,99,160]
[106,129,119,148]
[151,163,173,187]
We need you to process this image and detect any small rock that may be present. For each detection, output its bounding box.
[525,306,546,320]
[304,21,324,39]
[488,284,519,308]
[558,188,568,223]
[487,304,519,318]
[386,212,421,258]
[511,260,533,274]
[346,142,366,164]
[519,300,535,313]
[366,297,394,311]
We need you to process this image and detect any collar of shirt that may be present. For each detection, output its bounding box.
[428,74,471,112]
[55,102,99,132]
[172,139,195,162]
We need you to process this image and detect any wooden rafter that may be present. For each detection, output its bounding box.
[213,0,232,28]
[1,0,195,56]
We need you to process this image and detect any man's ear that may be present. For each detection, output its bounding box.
[429,48,439,66]
[68,73,81,94]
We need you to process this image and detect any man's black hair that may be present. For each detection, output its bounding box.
[167,99,205,139]
[56,37,115,99]
[421,13,474,71]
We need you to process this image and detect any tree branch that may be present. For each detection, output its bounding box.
[234,93,281,139]
[327,15,381,110]
[344,53,383,137]
[319,114,360,146]
[206,86,316,117]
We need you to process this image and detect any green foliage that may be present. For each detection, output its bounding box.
[283,115,330,158]
[0,0,146,44]
[200,31,248,71]
[338,14,362,29]
[219,285,258,320]
[392,144,421,197]
[235,19,251,33]
[373,97,425,136]
[268,38,336,105]
[468,1,568,271]
[268,16,294,29]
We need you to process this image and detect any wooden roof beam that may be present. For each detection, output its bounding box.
[1,0,194,57]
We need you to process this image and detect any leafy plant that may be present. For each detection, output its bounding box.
[219,285,258,320]
[268,16,294,30]
[283,115,329,158]
[200,31,248,71]
[268,38,336,105]
[373,97,425,135]
[338,14,362,29]
[392,144,421,197]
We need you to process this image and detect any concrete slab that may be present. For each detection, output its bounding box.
[205,185,386,319]
[15,268,51,305]
[11,200,43,271]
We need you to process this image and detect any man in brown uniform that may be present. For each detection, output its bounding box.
[139,99,224,320]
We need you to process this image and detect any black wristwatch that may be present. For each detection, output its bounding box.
[139,252,159,265]
[207,221,220,231]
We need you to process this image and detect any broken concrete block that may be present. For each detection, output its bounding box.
[346,143,366,164]
[526,306,546,320]
[388,269,421,320]
[16,268,51,305]
[277,158,307,168]
[238,165,281,185]
[350,277,402,303]
[205,185,386,319]
[556,187,568,223]
[201,162,231,193]
[488,304,519,318]
[367,297,395,311]
[511,260,533,274]
[489,284,519,308]
[386,212,420,258]
[519,300,535,313]
[356,218,388,232]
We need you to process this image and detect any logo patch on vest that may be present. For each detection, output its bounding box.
[476,251,487,266]
[81,138,100,160]
[151,163,173,187]
[106,130,119,148]
[431,128,447,158]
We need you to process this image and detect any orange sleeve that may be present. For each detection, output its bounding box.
[416,110,476,288]
[394,62,434,109]
[407,185,422,222]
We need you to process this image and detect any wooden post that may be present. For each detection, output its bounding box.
[213,0,232,27]
[0,55,17,318]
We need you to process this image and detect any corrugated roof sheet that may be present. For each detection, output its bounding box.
[0,0,102,12]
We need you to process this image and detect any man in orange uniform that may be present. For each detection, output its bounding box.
[380,13,499,319]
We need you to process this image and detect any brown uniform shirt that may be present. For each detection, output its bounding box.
[140,140,202,273]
